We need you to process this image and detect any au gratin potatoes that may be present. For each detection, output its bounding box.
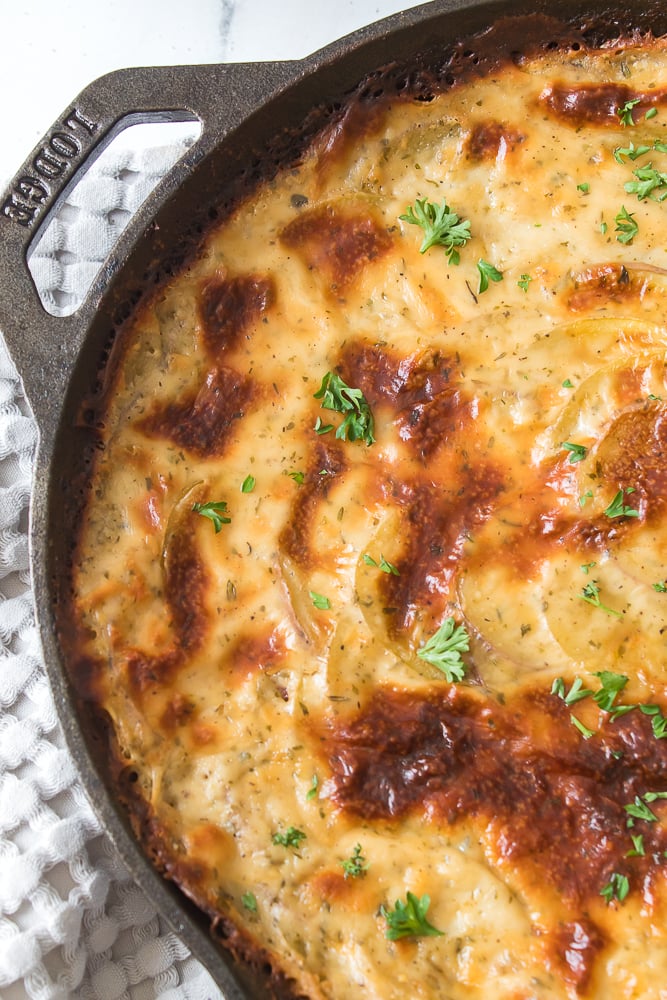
[66,16,667,1000]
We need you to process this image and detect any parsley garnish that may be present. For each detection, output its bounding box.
[314,416,335,435]
[614,141,652,163]
[192,500,231,532]
[614,206,638,244]
[604,487,639,518]
[577,182,590,193]
[341,843,369,879]
[306,775,319,801]
[242,891,258,912]
[579,489,593,507]
[310,591,331,610]
[617,98,640,126]
[381,892,443,940]
[287,470,305,485]
[626,834,646,857]
[272,826,307,850]
[579,581,622,618]
[363,553,400,575]
[518,274,532,292]
[600,872,629,904]
[399,198,472,264]
[655,581,667,592]
[625,163,667,201]
[571,714,596,740]
[551,676,590,705]
[241,475,256,493]
[417,617,469,682]
[562,377,574,388]
[590,671,636,720]
[624,795,659,825]
[646,107,659,120]
[640,705,667,738]
[314,372,375,446]
[562,441,587,463]
[477,259,503,294]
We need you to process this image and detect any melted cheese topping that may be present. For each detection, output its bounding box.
[71,38,667,999]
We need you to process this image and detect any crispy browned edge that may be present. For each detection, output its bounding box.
[56,12,666,999]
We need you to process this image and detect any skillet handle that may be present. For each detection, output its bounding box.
[0,61,297,428]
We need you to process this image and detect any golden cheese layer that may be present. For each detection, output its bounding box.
[70,35,667,1000]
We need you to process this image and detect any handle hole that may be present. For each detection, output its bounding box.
[27,119,201,318]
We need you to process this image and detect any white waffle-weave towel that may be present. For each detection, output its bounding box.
[0,123,223,1000]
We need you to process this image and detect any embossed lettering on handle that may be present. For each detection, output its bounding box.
[2,108,98,228]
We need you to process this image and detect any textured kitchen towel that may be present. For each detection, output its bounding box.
[0,123,223,1000]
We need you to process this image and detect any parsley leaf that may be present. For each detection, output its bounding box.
[381,892,443,940]
[591,671,629,712]
[417,617,470,681]
[604,487,639,519]
[314,372,375,446]
[272,826,307,850]
[477,259,503,294]
[399,197,472,264]
[562,441,587,463]
[242,891,258,912]
[625,163,667,201]
[192,500,231,533]
[314,416,335,435]
[600,872,629,904]
[640,704,667,738]
[306,775,319,801]
[571,714,596,739]
[579,581,622,618]
[652,580,667,592]
[624,795,659,825]
[309,591,331,610]
[614,206,639,245]
[626,833,646,857]
[613,141,652,163]
[518,274,533,292]
[287,470,305,485]
[241,475,256,493]
[341,843,369,879]
[551,676,590,705]
[363,553,400,575]
[617,98,640,126]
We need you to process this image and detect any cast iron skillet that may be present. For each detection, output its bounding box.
[2,0,667,994]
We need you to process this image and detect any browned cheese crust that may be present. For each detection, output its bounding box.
[67,24,667,1000]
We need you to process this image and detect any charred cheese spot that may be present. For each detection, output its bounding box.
[549,919,606,993]
[596,404,667,517]
[138,366,257,458]
[466,121,525,160]
[160,693,196,731]
[314,97,389,177]
[163,523,210,650]
[566,263,636,311]
[199,273,275,360]
[383,470,504,633]
[230,628,288,681]
[279,443,347,565]
[539,82,667,126]
[280,205,392,292]
[325,686,667,903]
